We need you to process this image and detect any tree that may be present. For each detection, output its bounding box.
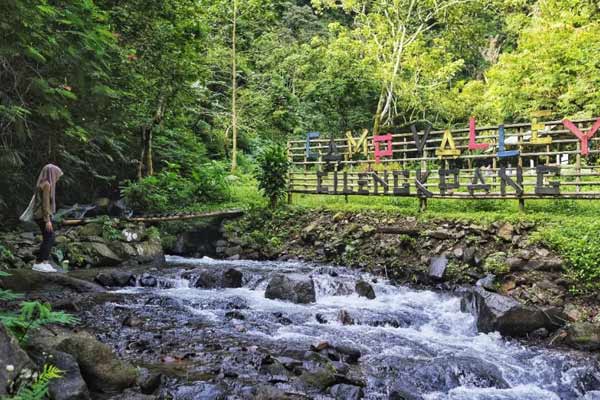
[312,0,479,133]
[480,0,600,121]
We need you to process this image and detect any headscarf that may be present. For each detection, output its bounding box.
[36,164,63,213]
[19,164,63,222]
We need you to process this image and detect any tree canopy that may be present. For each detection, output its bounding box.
[1,0,599,219]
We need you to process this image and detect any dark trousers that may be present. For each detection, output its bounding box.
[35,219,55,263]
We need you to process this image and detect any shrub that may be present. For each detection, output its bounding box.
[532,221,600,294]
[121,161,230,213]
[255,144,290,208]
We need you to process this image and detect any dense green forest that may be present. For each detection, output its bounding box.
[1,0,599,219]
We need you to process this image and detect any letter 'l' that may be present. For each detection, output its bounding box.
[468,117,489,150]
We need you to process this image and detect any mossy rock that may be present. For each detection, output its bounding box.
[483,252,510,275]
[57,333,137,393]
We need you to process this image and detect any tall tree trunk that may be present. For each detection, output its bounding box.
[230,0,238,173]
[137,95,166,179]
[372,85,386,136]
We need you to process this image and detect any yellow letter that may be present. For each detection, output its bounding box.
[436,129,461,158]
[530,118,552,144]
[346,129,369,158]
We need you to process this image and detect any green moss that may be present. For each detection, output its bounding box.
[483,252,510,275]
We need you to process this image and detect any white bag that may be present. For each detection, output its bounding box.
[19,195,36,222]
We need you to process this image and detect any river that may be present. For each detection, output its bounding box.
[81,256,600,399]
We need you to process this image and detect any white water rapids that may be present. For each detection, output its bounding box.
[113,256,600,399]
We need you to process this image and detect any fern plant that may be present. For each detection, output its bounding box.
[1,272,79,343]
[6,364,63,400]
[0,301,79,344]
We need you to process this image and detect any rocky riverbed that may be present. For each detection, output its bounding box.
[58,256,600,399]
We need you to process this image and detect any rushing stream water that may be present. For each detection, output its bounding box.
[84,256,600,399]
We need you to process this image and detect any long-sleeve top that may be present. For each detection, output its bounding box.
[33,182,52,222]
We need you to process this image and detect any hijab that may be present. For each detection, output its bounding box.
[35,164,63,213]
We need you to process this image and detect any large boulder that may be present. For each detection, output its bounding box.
[265,274,316,304]
[81,242,122,267]
[56,333,137,393]
[191,268,243,289]
[461,286,566,337]
[565,322,600,351]
[0,269,105,295]
[0,325,34,396]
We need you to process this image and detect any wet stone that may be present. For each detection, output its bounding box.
[355,280,376,299]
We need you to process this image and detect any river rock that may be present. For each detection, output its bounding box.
[497,222,514,241]
[389,385,423,400]
[461,286,566,337]
[565,322,600,351]
[355,280,376,299]
[140,274,158,287]
[137,368,162,394]
[429,256,448,280]
[190,268,243,289]
[476,274,496,291]
[57,333,137,393]
[45,351,90,400]
[394,355,508,395]
[299,359,337,390]
[330,383,364,399]
[82,242,122,266]
[0,325,34,396]
[265,274,316,304]
[0,269,105,295]
[338,310,354,325]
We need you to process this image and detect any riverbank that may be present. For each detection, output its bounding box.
[3,204,600,398]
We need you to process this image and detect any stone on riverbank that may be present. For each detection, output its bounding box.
[57,333,138,393]
[461,286,566,337]
[265,274,316,304]
[42,351,91,400]
[0,269,105,295]
[565,322,600,351]
[0,325,34,396]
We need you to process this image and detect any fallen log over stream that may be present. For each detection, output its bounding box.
[61,208,244,226]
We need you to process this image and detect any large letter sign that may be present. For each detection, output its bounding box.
[288,116,600,205]
[563,118,600,156]
[436,129,460,158]
[373,134,393,163]
[468,117,489,150]
[346,129,369,158]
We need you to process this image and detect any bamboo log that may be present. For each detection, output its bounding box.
[62,208,244,226]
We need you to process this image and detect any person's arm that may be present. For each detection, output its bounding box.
[41,183,53,232]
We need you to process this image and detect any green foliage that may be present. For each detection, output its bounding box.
[255,144,290,208]
[6,364,63,400]
[483,252,510,275]
[122,162,230,213]
[0,300,79,344]
[532,221,600,294]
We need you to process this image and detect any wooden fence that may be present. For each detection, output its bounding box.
[286,117,600,210]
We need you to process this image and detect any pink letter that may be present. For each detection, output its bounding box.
[468,117,489,150]
[563,118,600,156]
[373,134,393,163]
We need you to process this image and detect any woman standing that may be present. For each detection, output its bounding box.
[20,164,63,272]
